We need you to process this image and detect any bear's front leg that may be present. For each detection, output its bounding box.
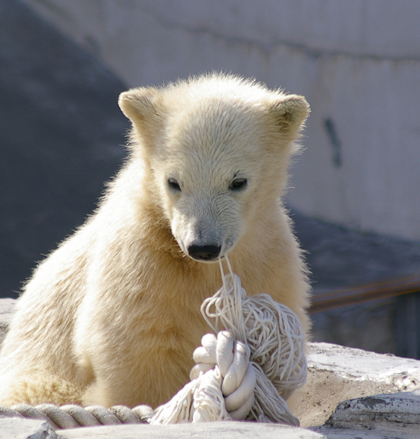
[80,335,195,408]
[75,298,197,408]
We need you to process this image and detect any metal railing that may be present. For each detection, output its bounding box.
[310,275,420,314]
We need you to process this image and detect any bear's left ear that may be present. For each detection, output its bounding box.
[118,87,162,128]
[268,94,310,136]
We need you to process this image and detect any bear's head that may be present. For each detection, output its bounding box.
[119,74,309,263]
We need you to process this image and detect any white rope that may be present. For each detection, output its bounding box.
[151,256,306,426]
[0,255,306,429]
[1,403,153,429]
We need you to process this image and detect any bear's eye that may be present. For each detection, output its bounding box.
[229,178,248,191]
[167,178,181,192]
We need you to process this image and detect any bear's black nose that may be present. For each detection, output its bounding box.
[187,244,221,261]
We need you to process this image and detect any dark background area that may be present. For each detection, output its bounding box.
[0,0,128,296]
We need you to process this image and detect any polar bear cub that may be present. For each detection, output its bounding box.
[0,74,310,409]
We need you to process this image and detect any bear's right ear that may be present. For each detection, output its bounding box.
[268,94,310,138]
[118,87,161,126]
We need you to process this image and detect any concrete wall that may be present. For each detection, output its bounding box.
[23,0,420,240]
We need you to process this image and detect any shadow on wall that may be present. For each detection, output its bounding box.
[0,0,128,297]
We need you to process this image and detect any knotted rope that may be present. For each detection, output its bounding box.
[150,256,306,425]
[0,256,306,429]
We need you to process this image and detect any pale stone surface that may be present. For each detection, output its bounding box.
[296,342,420,427]
[0,299,16,325]
[308,342,420,382]
[0,299,15,345]
[61,421,326,439]
[313,391,420,438]
[3,410,420,439]
[326,391,420,430]
[0,417,59,439]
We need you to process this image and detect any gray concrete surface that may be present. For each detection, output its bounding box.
[0,417,59,439]
[323,391,420,432]
[0,299,15,348]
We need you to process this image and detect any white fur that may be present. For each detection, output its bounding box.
[0,74,310,410]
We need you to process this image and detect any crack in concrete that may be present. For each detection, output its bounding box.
[140,5,420,64]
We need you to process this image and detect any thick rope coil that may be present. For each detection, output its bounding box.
[190,331,256,420]
[0,403,154,429]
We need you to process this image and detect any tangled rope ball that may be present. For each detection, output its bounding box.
[151,257,306,425]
